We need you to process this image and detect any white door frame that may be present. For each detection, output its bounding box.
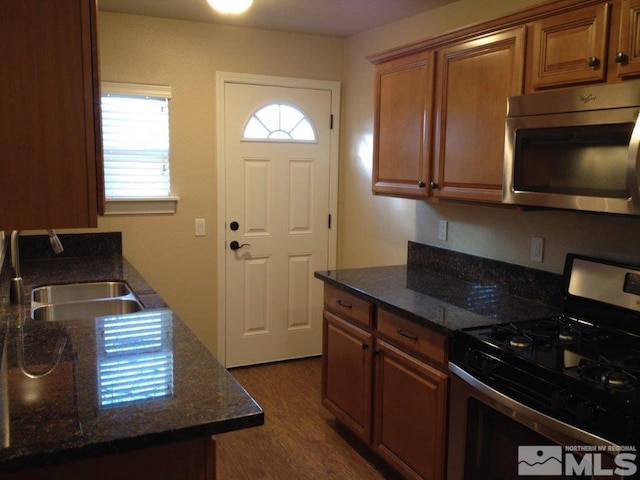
[215,71,340,364]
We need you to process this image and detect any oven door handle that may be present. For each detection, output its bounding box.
[449,362,618,449]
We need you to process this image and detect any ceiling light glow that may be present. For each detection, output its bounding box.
[207,0,253,15]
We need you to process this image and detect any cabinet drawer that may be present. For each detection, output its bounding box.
[324,284,373,329]
[377,308,447,367]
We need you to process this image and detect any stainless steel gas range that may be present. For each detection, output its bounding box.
[448,254,640,479]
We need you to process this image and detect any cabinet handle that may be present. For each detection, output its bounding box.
[615,52,628,64]
[587,56,599,67]
[336,299,352,309]
[397,328,419,340]
[417,181,426,188]
[429,181,439,189]
[362,343,369,350]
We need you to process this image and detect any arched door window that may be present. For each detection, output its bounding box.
[243,103,317,142]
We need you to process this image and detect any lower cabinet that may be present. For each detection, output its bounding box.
[373,340,448,480]
[4,437,217,480]
[321,285,449,480]
[322,310,373,443]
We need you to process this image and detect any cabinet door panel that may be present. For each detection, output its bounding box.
[0,0,101,229]
[530,3,609,88]
[373,50,435,198]
[374,340,448,480]
[434,27,525,203]
[322,310,373,443]
[617,0,640,78]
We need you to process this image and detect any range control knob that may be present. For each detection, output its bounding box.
[480,357,496,375]
[576,401,595,422]
[551,390,569,410]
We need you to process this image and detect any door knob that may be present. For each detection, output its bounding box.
[230,241,251,250]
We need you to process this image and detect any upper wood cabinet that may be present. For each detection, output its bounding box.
[0,0,103,230]
[616,0,640,78]
[529,3,610,89]
[432,27,526,203]
[372,50,435,198]
[369,0,640,204]
[528,0,640,89]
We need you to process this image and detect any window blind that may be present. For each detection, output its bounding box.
[101,83,172,198]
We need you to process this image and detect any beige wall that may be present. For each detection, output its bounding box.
[71,1,640,357]
[82,13,344,356]
[339,0,640,273]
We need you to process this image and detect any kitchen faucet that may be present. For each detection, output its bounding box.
[10,230,64,304]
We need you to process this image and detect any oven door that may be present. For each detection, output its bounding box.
[447,364,633,480]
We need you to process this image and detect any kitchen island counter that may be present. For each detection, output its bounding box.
[0,234,263,475]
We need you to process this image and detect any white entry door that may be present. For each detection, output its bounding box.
[223,81,335,367]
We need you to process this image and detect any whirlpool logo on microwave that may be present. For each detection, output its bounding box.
[518,446,637,476]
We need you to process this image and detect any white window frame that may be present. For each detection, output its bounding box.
[101,82,179,215]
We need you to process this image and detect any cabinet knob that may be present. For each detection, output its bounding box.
[615,52,628,64]
[587,56,599,67]
[429,181,439,189]
[417,181,426,188]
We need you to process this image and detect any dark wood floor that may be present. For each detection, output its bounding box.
[216,357,404,480]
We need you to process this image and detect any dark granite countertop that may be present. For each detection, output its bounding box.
[315,264,560,335]
[0,234,264,473]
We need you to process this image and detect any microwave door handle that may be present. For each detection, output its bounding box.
[627,115,640,209]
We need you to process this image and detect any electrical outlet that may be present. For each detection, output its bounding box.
[195,218,206,237]
[438,220,448,241]
[531,237,544,262]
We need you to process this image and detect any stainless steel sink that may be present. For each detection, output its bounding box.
[30,281,144,321]
[32,298,143,321]
[32,281,132,304]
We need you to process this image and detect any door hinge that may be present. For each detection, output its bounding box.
[328,214,332,229]
[330,114,334,130]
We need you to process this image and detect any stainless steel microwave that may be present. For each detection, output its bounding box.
[503,81,640,215]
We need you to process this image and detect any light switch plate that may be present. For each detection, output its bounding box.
[195,218,206,237]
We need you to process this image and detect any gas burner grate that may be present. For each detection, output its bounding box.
[578,355,640,392]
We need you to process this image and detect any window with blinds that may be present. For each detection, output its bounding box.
[96,310,174,408]
[101,82,172,199]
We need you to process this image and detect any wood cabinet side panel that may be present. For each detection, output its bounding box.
[0,0,100,229]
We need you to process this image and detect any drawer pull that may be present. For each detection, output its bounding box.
[336,299,353,309]
[397,328,418,340]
